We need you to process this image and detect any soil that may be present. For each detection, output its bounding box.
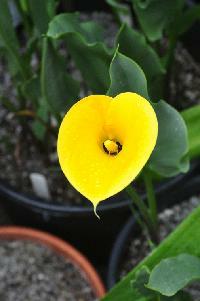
[119,195,200,300]
[170,45,200,110]
[0,239,97,301]
[0,12,200,206]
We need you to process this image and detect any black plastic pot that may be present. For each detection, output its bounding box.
[107,169,200,289]
[1,163,200,264]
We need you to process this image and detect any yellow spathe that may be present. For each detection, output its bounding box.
[57,92,158,208]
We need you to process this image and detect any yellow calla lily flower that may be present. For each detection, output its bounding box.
[57,92,158,215]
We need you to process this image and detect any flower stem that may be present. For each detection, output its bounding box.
[129,203,147,233]
[126,185,149,223]
[125,185,159,244]
[143,170,158,229]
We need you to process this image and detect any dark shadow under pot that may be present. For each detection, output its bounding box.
[107,171,200,289]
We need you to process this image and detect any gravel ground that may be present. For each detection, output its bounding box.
[119,195,200,300]
[170,44,200,110]
[0,240,97,301]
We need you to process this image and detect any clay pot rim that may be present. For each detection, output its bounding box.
[0,226,106,298]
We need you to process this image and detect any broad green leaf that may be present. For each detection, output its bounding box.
[147,254,200,296]
[107,50,149,99]
[169,4,200,37]
[47,13,82,39]
[0,47,20,77]
[182,104,200,160]
[130,266,192,301]
[107,51,189,177]
[106,0,130,13]
[132,0,185,41]
[28,0,57,34]
[0,0,27,78]
[1,0,22,64]
[66,35,112,93]
[80,21,104,44]
[116,24,165,99]
[41,38,79,116]
[131,267,156,300]
[106,0,132,24]
[149,101,189,177]
[47,13,113,93]
[47,12,106,44]
[102,205,200,301]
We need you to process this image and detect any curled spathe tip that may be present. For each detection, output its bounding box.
[93,203,100,219]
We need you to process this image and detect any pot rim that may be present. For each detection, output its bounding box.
[0,164,194,215]
[0,226,106,298]
[107,217,136,289]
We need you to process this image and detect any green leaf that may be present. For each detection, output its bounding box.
[106,0,130,13]
[47,13,82,39]
[0,0,27,78]
[149,101,189,177]
[47,13,113,93]
[169,4,200,37]
[80,21,104,44]
[107,50,149,99]
[182,104,200,160]
[47,12,106,44]
[102,205,200,301]
[132,0,185,41]
[130,266,192,301]
[116,24,165,99]
[107,51,189,177]
[131,267,156,300]
[105,0,132,24]
[0,47,19,77]
[41,38,79,116]
[0,0,19,49]
[66,35,112,94]
[27,0,57,34]
[147,254,200,296]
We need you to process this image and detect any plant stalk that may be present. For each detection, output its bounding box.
[126,185,159,244]
[143,169,158,229]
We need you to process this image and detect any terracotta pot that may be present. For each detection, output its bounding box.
[0,226,106,299]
